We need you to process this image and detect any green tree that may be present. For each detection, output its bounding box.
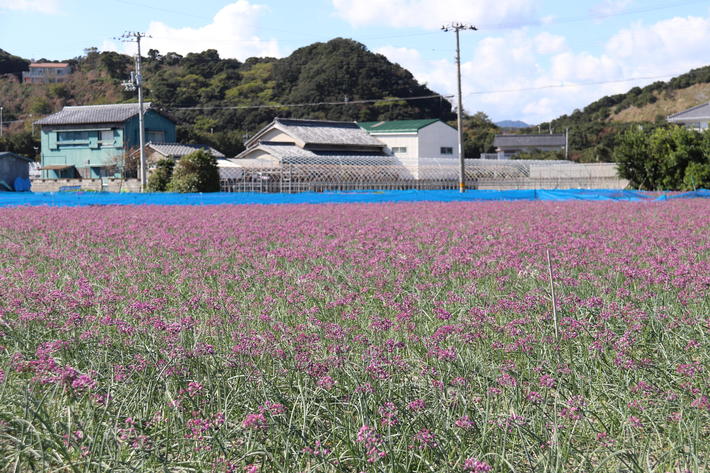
[29,97,52,115]
[0,48,30,78]
[100,51,131,80]
[462,112,498,158]
[682,130,710,190]
[167,150,220,193]
[615,125,708,190]
[649,126,704,190]
[614,127,652,189]
[0,131,40,158]
[147,158,174,192]
[682,161,710,190]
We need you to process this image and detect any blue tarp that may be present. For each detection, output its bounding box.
[666,189,710,199]
[0,189,706,207]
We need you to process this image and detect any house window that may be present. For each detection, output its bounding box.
[58,131,90,142]
[440,147,454,155]
[146,130,165,143]
[101,130,114,145]
[391,146,407,153]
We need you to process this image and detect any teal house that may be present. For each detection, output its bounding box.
[35,103,176,179]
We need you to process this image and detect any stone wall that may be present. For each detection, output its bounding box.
[30,178,142,193]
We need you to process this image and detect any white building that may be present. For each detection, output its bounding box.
[357,119,459,159]
[22,63,72,84]
[667,102,710,131]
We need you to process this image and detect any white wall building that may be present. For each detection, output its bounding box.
[358,119,459,159]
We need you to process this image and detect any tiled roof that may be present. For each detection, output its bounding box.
[236,142,390,164]
[247,118,385,149]
[34,103,157,126]
[30,63,69,68]
[358,119,440,133]
[493,134,566,148]
[667,102,710,122]
[148,143,225,158]
[0,152,33,162]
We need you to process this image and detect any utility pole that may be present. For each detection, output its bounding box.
[116,31,150,191]
[442,22,477,193]
[0,106,3,138]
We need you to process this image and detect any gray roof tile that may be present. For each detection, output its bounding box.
[493,134,566,148]
[34,103,156,126]
[148,142,225,158]
[247,118,385,149]
[237,142,391,164]
[667,102,710,122]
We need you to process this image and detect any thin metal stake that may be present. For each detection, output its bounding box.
[546,249,559,340]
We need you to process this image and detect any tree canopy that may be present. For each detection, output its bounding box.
[167,150,220,193]
[614,125,710,190]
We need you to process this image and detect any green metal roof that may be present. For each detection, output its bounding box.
[358,119,440,133]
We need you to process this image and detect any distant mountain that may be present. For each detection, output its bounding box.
[496,120,530,128]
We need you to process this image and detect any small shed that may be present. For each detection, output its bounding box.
[0,152,33,191]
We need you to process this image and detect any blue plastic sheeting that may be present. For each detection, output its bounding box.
[666,189,710,199]
[0,189,706,207]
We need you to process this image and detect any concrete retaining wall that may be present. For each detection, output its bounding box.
[477,176,629,190]
[31,178,141,193]
[528,163,622,179]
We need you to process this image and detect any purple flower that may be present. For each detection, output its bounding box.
[407,399,426,411]
[454,415,474,429]
[463,458,492,472]
[242,413,268,431]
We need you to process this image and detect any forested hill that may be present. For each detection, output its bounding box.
[522,65,710,162]
[0,39,454,157]
[548,65,710,128]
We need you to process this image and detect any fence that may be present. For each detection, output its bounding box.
[219,157,628,193]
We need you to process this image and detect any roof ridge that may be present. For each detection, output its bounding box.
[276,117,358,126]
[667,101,710,119]
[65,102,151,109]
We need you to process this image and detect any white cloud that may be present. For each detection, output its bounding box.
[605,16,710,75]
[377,46,456,93]
[132,1,280,60]
[590,0,633,18]
[331,0,536,30]
[0,0,59,14]
[533,32,567,55]
[99,41,119,54]
[376,12,710,124]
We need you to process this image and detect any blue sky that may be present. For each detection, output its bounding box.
[1,0,709,124]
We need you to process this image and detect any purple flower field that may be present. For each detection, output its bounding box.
[0,201,708,472]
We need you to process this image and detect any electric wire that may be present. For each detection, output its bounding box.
[164,71,692,112]
[169,94,454,111]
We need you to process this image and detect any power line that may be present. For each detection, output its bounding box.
[465,72,688,97]
[169,94,453,111]
[479,0,708,30]
[165,71,688,113]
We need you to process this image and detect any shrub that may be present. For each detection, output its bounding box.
[615,126,709,190]
[513,150,565,160]
[682,162,710,190]
[147,158,174,192]
[167,149,220,193]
